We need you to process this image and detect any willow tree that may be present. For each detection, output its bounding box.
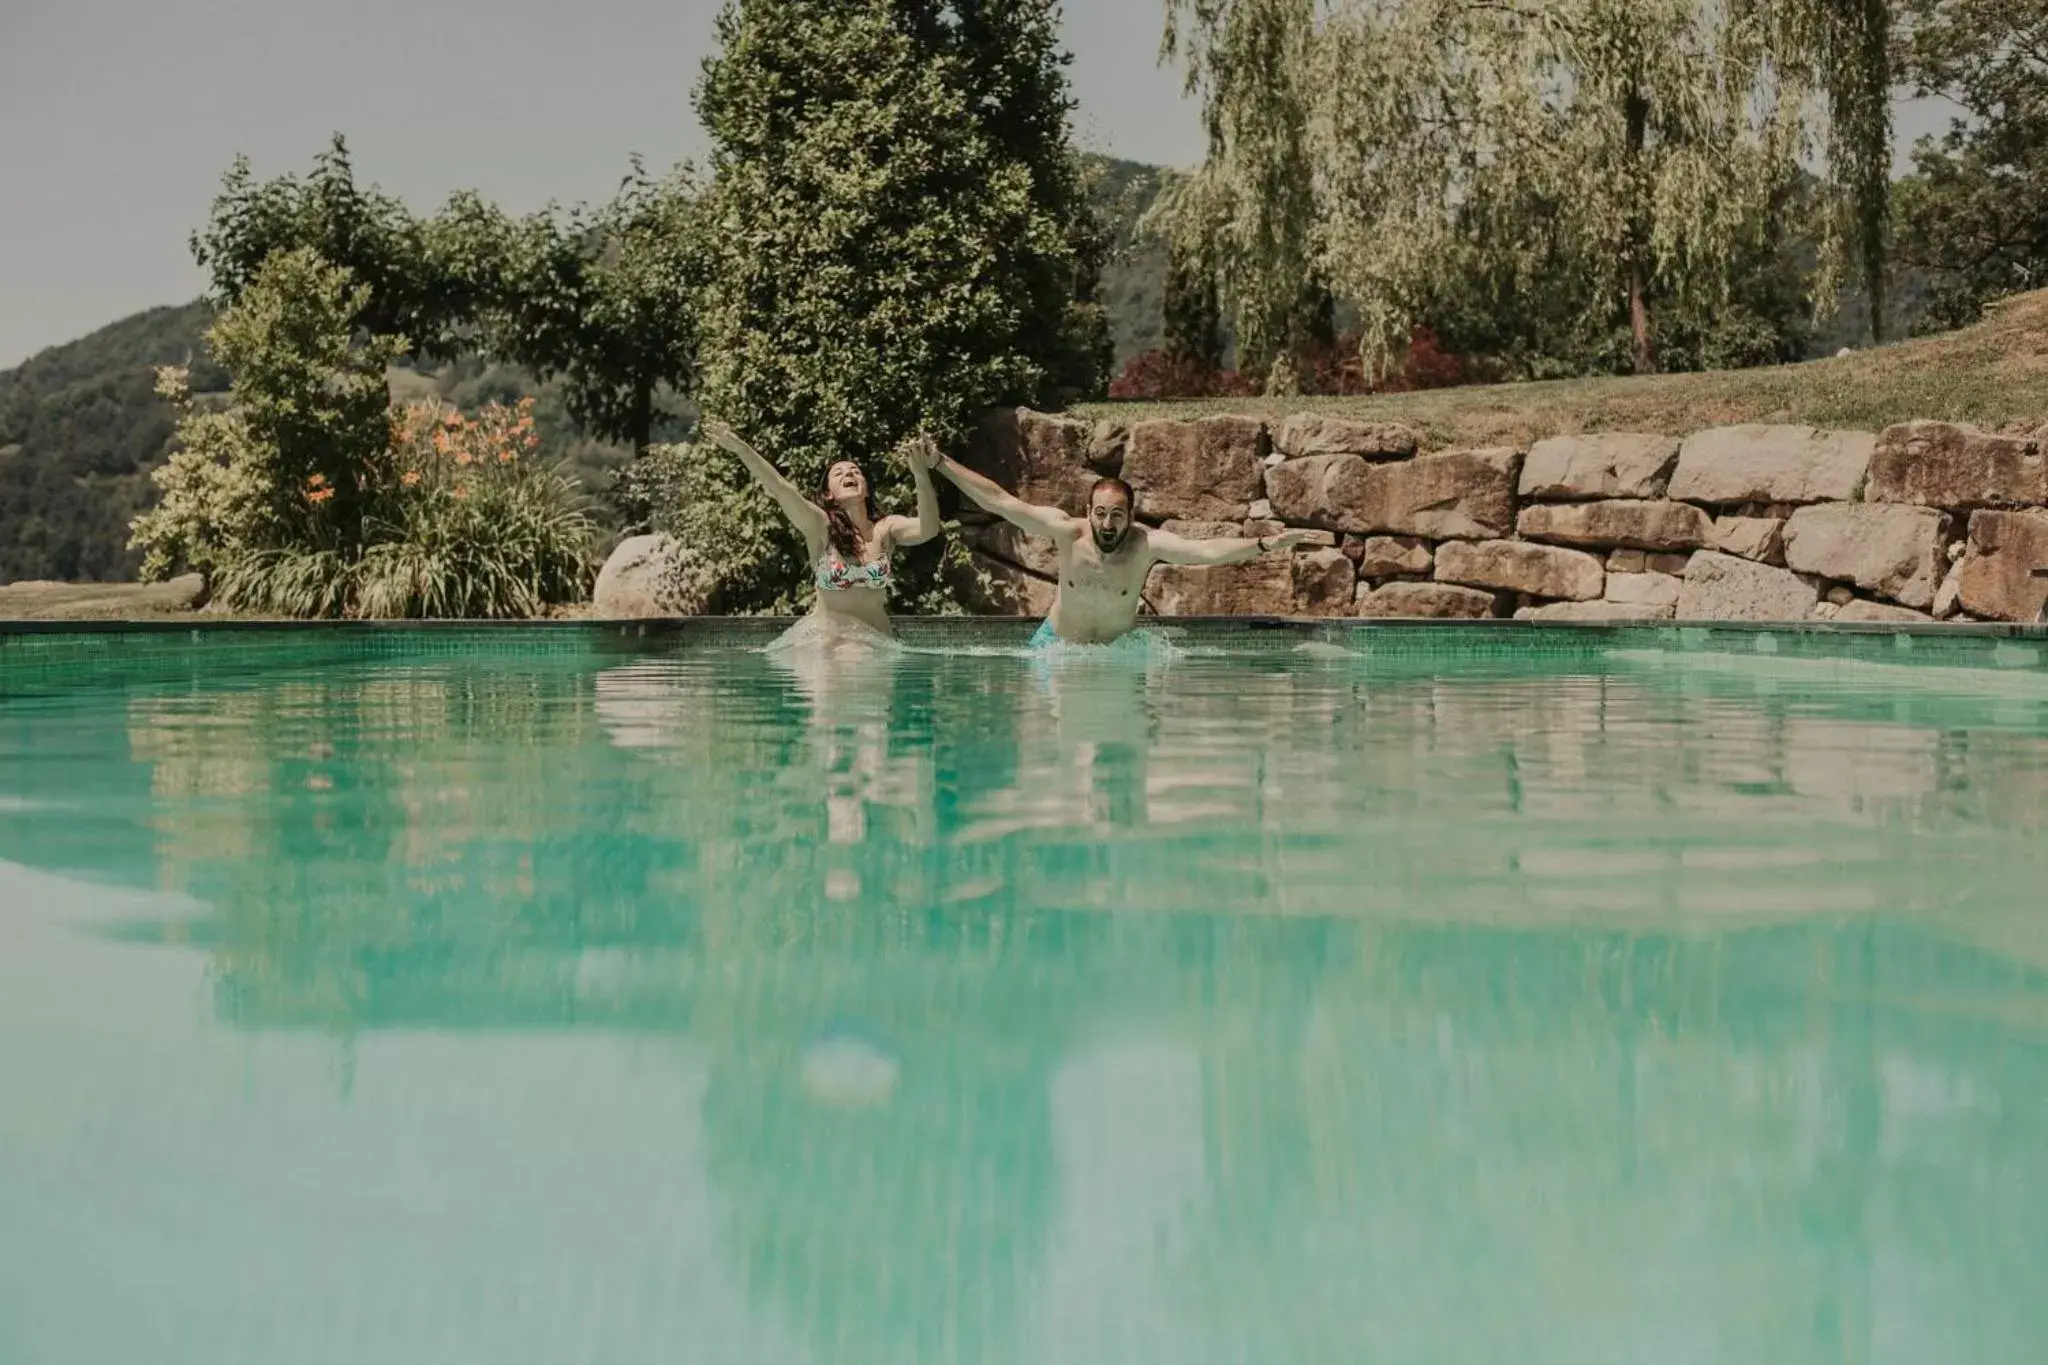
[1162,0,1895,378]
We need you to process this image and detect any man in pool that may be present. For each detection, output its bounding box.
[932,452,1312,646]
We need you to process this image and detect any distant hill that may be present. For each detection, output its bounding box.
[0,156,1175,585]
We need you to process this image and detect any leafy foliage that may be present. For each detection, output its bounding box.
[1893,0,2048,330]
[681,0,1110,613]
[131,250,593,618]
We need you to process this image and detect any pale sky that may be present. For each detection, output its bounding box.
[0,0,1955,369]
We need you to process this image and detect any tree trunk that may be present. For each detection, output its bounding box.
[1624,88,1657,376]
[629,377,654,456]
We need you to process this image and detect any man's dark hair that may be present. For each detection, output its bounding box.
[1089,477,1135,513]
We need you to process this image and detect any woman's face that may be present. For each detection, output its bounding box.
[826,461,868,504]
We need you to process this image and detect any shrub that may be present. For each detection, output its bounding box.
[1107,351,1257,400]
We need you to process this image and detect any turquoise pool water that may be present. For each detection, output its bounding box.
[3,624,2047,1364]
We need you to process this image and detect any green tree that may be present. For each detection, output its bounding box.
[1162,239,1225,372]
[1893,0,2048,330]
[1161,0,1892,379]
[682,0,1110,612]
[191,135,469,359]
[435,159,714,457]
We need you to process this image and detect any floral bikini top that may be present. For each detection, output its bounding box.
[815,552,891,593]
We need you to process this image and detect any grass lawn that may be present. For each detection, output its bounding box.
[1076,289,2048,449]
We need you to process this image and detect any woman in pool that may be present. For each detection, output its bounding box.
[700,419,942,652]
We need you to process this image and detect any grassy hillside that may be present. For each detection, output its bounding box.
[1080,288,2048,446]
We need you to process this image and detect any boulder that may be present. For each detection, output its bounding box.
[1348,535,1433,579]
[1932,557,1967,618]
[1515,599,1673,622]
[1710,515,1786,564]
[1294,547,1359,616]
[951,552,1058,616]
[1123,415,1268,520]
[1607,549,1647,574]
[1677,551,1822,622]
[1158,519,1245,541]
[1517,433,1681,501]
[1087,421,1129,475]
[1781,503,1952,608]
[1149,555,1296,616]
[963,408,1099,516]
[1865,421,2048,509]
[1668,424,1875,506]
[969,521,1062,579]
[1289,447,1518,539]
[1604,572,1683,612]
[1435,540,1605,601]
[1354,581,1502,619]
[1832,599,1935,624]
[1516,499,1712,552]
[1272,413,1419,461]
[592,535,712,618]
[1956,510,2048,622]
[1646,553,1693,576]
[1243,522,1337,545]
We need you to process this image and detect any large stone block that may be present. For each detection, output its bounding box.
[1272,413,1420,461]
[1294,547,1359,616]
[1604,572,1683,612]
[1302,447,1519,540]
[1781,503,1952,609]
[963,408,1098,515]
[1515,499,1712,552]
[1668,424,1875,506]
[1832,598,1934,624]
[1515,599,1674,622]
[1435,539,1604,601]
[1678,551,1822,621]
[1123,415,1268,521]
[1347,534,1433,579]
[969,521,1062,579]
[1354,581,1502,619]
[1149,554,1295,616]
[593,535,712,618]
[1956,510,2048,622]
[1866,421,2048,509]
[1518,433,1680,501]
[1710,515,1786,564]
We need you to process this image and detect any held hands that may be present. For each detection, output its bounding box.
[698,418,747,455]
[897,435,942,474]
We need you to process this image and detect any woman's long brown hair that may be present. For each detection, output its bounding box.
[815,471,883,562]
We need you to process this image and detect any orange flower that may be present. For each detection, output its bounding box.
[524,433,541,449]
[452,485,469,501]
[307,487,335,505]
[498,449,515,464]
[306,473,329,489]
[442,410,463,428]
[401,469,422,487]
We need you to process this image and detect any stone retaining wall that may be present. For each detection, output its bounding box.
[960,409,2048,624]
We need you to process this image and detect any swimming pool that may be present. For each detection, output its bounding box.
[4,621,2047,1364]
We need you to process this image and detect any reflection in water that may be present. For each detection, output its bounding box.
[2,639,2047,1362]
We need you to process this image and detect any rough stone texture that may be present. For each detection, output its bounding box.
[1158,519,1245,541]
[1516,599,1675,622]
[1518,433,1680,501]
[1678,551,1822,622]
[1288,447,1519,539]
[1349,535,1433,578]
[1669,425,1875,506]
[969,521,1062,579]
[1867,421,2048,509]
[1516,499,1712,552]
[951,552,1057,616]
[1150,556,1296,616]
[1781,503,1952,609]
[1436,540,1605,601]
[1604,572,1683,611]
[592,536,711,618]
[1932,557,1966,618]
[1957,510,2048,622]
[1607,549,1647,574]
[962,408,1099,516]
[1272,413,1418,461]
[1826,585,1858,606]
[1243,522,1337,545]
[1645,553,1693,576]
[1124,415,1267,521]
[1354,581,1501,619]
[1086,421,1128,475]
[1710,516,1786,564]
[1294,548,1359,616]
[1833,598,1935,624]
[0,574,208,621]
[1247,498,1274,520]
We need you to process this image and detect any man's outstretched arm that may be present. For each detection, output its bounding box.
[1148,527,1313,567]
[933,454,1077,543]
